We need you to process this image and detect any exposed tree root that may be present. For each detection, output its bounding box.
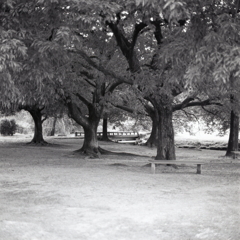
[225,152,238,159]
[145,139,157,148]
[74,147,101,158]
[74,146,150,158]
[27,140,49,146]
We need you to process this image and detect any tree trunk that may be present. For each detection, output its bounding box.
[80,119,100,157]
[67,101,102,157]
[50,117,57,136]
[155,104,176,160]
[226,110,239,157]
[101,117,111,141]
[146,109,158,147]
[28,108,46,144]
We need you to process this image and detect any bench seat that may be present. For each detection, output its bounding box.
[148,160,205,174]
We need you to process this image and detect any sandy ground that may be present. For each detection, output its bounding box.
[0,135,239,240]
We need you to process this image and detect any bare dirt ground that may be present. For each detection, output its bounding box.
[0,135,239,240]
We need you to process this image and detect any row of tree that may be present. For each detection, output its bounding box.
[0,0,239,159]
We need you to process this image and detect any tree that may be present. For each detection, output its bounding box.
[185,0,240,157]
[3,0,238,160]
[65,0,231,160]
[0,0,72,144]
[97,0,229,159]
[0,0,129,154]
[63,47,129,156]
[226,86,240,157]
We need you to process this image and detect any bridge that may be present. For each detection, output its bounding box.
[75,131,140,142]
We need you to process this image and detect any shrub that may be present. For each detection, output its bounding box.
[0,119,17,136]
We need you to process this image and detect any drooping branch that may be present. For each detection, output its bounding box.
[201,105,219,115]
[112,104,134,114]
[180,109,199,121]
[107,80,128,93]
[173,96,195,111]
[173,98,223,111]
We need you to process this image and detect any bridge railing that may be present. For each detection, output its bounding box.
[75,131,139,140]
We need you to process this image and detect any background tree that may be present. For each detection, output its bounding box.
[57,30,130,156]
[185,0,240,157]
[0,2,27,108]
[0,0,71,144]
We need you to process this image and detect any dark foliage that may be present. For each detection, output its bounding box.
[0,119,17,136]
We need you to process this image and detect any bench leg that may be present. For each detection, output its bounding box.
[196,164,202,174]
[151,163,156,174]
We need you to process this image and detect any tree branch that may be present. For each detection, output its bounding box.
[68,48,131,85]
[131,22,147,50]
[201,106,219,115]
[173,98,223,111]
[106,21,141,72]
[75,92,91,108]
[173,96,195,111]
[180,109,199,121]
[150,19,163,45]
[41,115,48,123]
[66,99,89,128]
[83,77,96,88]
[113,104,134,114]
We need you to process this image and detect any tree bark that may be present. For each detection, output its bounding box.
[146,109,158,147]
[108,20,177,159]
[226,72,239,157]
[226,110,239,157]
[155,103,176,160]
[80,119,100,157]
[28,108,46,144]
[50,117,57,136]
[101,117,111,141]
[67,100,102,157]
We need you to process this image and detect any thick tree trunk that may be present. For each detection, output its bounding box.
[50,117,57,136]
[80,119,100,157]
[28,108,46,144]
[155,105,176,160]
[101,117,111,141]
[67,101,102,157]
[226,110,239,157]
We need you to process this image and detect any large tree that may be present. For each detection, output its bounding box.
[59,0,235,160]
[81,0,229,159]
[0,0,71,144]
[3,0,238,159]
[184,0,240,157]
[60,36,130,156]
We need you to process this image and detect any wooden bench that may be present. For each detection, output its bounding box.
[148,160,205,174]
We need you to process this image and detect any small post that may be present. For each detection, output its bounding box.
[151,162,156,174]
[196,164,202,174]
